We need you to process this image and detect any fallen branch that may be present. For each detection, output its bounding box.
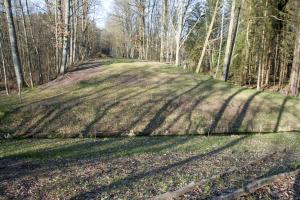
[152,182,197,200]
[151,152,278,200]
[217,168,300,200]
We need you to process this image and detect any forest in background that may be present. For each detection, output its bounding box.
[1,0,300,97]
[0,0,103,94]
[107,0,300,96]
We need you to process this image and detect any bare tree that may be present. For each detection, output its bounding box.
[175,0,187,66]
[0,27,8,95]
[289,0,300,96]
[160,0,168,62]
[196,0,220,73]
[223,0,241,81]
[18,0,34,87]
[60,0,71,74]
[3,0,25,95]
[215,0,224,78]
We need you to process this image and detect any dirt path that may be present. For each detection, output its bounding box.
[42,60,105,89]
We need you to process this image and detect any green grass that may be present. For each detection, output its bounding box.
[0,59,299,138]
[0,133,299,161]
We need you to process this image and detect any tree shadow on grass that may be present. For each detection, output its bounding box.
[81,76,178,137]
[1,69,147,137]
[0,136,194,182]
[141,79,214,135]
[160,80,230,134]
[69,135,248,199]
[228,91,262,133]
[205,88,247,134]
[274,96,289,132]
[3,61,298,138]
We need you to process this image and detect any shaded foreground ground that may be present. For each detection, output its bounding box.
[0,133,300,199]
[0,59,300,137]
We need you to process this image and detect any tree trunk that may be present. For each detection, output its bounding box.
[289,1,300,96]
[25,0,42,84]
[4,0,25,94]
[0,28,9,95]
[196,0,220,73]
[290,31,300,96]
[60,0,71,75]
[160,0,168,62]
[223,0,241,81]
[215,0,224,78]
[175,1,184,66]
[19,0,34,88]
[55,0,60,73]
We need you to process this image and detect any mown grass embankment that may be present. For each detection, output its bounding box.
[0,59,299,138]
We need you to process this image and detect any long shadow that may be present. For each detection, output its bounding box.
[162,83,222,134]
[6,70,141,137]
[81,76,178,136]
[0,136,192,184]
[274,96,289,132]
[81,90,140,136]
[70,135,248,199]
[38,73,142,136]
[141,79,213,135]
[20,85,117,137]
[1,69,132,113]
[244,104,261,132]
[228,91,261,133]
[206,89,246,134]
[0,93,66,124]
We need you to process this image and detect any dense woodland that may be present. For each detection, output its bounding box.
[0,0,102,94]
[1,0,300,96]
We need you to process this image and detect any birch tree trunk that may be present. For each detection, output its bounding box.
[175,1,184,66]
[60,0,71,75]
[215,0,224,78]
[72,0,78,63]
[196,0,220,73]
[55,0,61,73]
[4,0,25,94]
[160,0,167,62]
[223,0,241,81]
[0,28,9,95]
[19,0,34,87]
[25,0,42,84]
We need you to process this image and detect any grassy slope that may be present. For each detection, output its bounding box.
[0,59,299,138]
